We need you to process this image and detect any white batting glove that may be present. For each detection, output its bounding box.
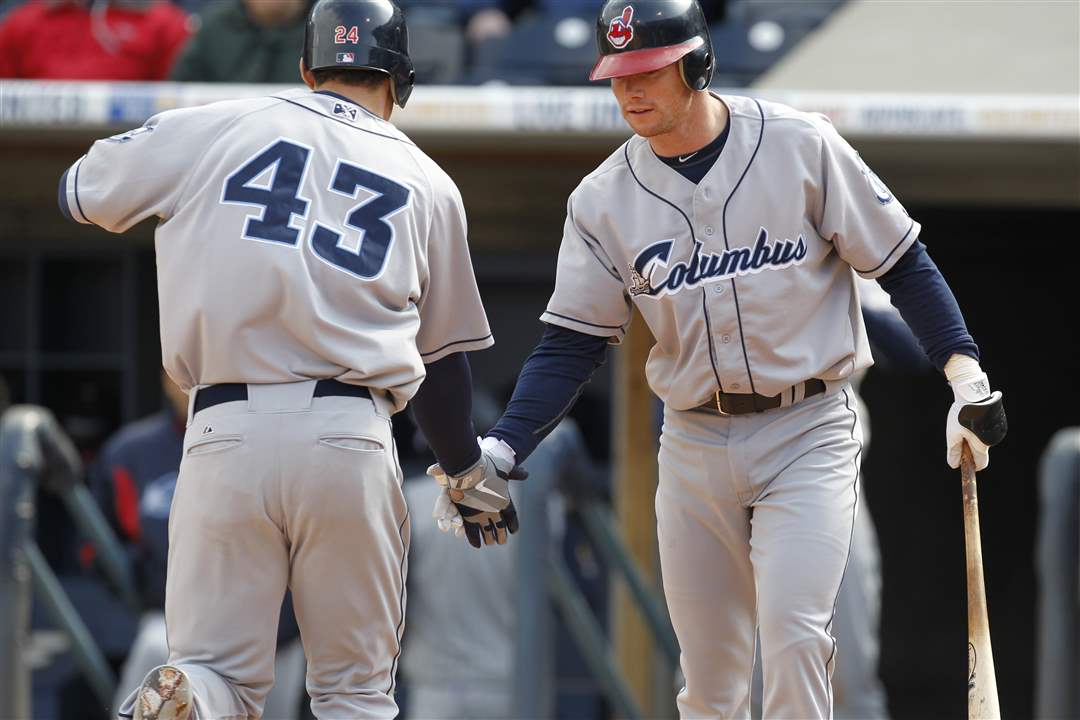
[431,490,464,537]
[946,373,1006,471]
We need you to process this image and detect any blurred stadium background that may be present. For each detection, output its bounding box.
[0,0,1078,718]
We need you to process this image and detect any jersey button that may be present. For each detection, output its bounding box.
[721,334,731,344]
[732,382,741,389]
[713,284,724,294]
[705,226,715,236]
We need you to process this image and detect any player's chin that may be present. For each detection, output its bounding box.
[624,111,667,137]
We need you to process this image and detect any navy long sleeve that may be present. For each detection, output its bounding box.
[487,324,610,463]
[409,352,481,475]
[876,239,979,371]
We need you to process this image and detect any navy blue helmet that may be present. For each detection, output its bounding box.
[303,0,415,108]
[590,0,714,91]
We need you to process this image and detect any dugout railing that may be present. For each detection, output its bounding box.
[0,405,140,716]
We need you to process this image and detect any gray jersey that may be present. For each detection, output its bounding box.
[542,94,918,409]
[61,88,492,411]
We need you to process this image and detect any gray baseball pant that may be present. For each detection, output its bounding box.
[117,381,409,720]
[657,385,863,719]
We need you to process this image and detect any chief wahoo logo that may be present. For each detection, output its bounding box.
[607,6,635,49]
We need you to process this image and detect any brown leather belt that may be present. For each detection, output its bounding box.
[693,379,827,416]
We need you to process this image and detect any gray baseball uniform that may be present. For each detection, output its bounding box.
[60,87,492,719]
[543,94,916,717]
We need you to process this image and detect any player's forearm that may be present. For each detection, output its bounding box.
[410,352,481,476]
[486,323,609,463]
[876,239,980,372]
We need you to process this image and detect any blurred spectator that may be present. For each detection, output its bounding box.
[0,0,192,79]
[397,0,505,43]
[87,370,306,719]
[87,370,186,609]
[0,373,9,412]
[0,0,20,20]
[170,0,310,82]
[394,0,504,84]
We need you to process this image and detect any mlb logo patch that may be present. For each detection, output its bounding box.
[336,52,355,63]
[333,102,359,122]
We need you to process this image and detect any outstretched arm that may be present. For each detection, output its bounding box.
[486,323,611,464]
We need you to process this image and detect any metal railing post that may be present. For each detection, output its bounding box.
[546,553,645,720]
[1035,427,1080,719]
[578,502,680,665]
[27,540,117,708]
[0,407,36,720]
[512,451,555,719]
[0,405,131,718]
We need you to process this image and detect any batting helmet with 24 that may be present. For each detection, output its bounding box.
[303,0,416,108]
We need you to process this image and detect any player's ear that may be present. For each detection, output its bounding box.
[299,58,316,90]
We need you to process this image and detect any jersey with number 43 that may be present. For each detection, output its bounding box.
[61,89,493,411]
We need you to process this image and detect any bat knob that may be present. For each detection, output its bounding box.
[958,391,1007,447]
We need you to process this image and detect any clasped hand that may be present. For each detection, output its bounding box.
[428,437,527,548]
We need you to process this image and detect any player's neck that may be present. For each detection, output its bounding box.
[647,93,729,158]
[314,81,394,122]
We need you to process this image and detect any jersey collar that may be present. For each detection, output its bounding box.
[313,90,385,123]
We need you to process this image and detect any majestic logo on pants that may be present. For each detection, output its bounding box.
[629,227,808,298]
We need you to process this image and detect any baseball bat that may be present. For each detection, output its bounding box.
[961,441,1001,719]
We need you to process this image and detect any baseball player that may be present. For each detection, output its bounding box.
[431,0,1008,717]
[57,1,524,718]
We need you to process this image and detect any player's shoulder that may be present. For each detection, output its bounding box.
[403,143,459,197]
[725,94,836,145]
[145,93,283,133]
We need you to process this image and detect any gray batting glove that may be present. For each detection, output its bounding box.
[427,438,526,548]
[431,480,520,547]
[440,437,523,490]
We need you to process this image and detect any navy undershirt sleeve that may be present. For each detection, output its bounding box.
[409,352,481,476]
[487,324,610,463]
[876,239,980,372]
[58,167,75,223]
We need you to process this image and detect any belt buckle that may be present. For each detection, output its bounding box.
[714,391,729,416]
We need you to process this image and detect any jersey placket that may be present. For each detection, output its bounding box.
[694,180,753,395]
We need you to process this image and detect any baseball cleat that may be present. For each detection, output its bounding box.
[133,665,192,720]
